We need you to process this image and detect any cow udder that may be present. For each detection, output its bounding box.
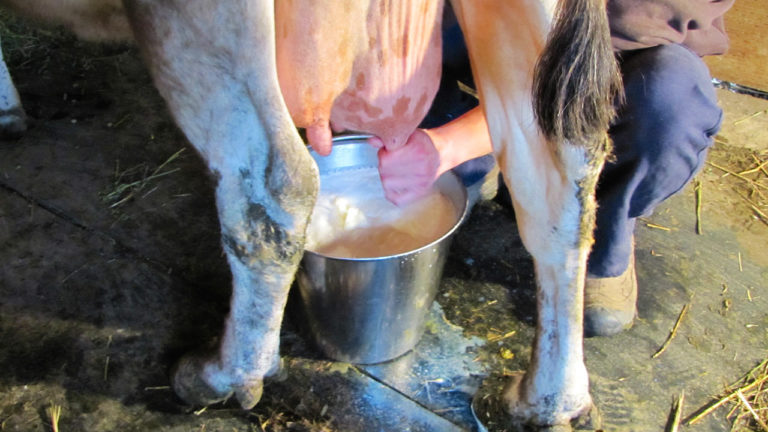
[275,0,444,155]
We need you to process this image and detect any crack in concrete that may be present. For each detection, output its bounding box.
[0,179,200,291]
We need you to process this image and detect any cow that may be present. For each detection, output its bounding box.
[0,0,621,428]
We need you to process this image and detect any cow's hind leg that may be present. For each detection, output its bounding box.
[0,36,27,139]
[453,0,619,427]
[123,0,317,408]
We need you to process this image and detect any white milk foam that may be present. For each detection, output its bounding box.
[306,167,458,258]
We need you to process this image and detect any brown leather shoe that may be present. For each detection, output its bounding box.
[584,247,638,337]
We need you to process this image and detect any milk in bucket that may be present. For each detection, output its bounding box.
[305,167,458,258]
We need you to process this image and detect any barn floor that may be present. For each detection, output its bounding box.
[1,16,767,432]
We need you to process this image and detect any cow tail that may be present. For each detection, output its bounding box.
[533,0,622,153]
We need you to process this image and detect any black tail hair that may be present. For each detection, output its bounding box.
[533,0,623,151]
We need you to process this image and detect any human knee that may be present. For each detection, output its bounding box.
[619,44,722,140]
[622,44,714,104]
[610,44,722,184]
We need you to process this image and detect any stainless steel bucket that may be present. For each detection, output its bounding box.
[296,135,468,364]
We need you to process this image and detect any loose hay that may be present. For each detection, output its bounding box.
[247,394,335,432]
[46,402,62,432]
[734,109,768,126]
[102,148,186,208]
[704,140,768,229]
[695,179,703,234]
[687,358,768,431]
[652,303,690,359]
[666,390,685,432]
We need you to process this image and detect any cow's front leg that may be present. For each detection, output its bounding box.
[124,0,317,408]
[0,36,27,139]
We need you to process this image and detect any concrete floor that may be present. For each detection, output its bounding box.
[1,15,767,432]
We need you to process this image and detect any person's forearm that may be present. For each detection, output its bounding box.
[423,106,493,176]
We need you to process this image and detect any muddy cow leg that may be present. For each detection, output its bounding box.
[0,36,28,139]
[453,0,619,427]
[123,0,318,408]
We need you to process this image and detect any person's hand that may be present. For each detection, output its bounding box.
[369,129,442,206]
[367,107,493,206]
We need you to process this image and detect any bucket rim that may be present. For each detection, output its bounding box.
[304,133,469,262]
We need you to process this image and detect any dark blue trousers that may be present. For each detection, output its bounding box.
[588,44,723,277]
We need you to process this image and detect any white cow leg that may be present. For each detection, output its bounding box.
[172,151,316,408]
[451,0,618,426]
[123,0,317,408]
[498,145,603,427]
[451,0,595,426]
[0,37,27,139]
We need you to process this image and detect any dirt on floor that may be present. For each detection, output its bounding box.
[1,11,767,432]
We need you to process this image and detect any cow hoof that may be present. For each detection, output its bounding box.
[502,372,596,431]
[471,373,597,431]
[572,404,601,431]
[266,356,288,382]
[472,373,527,432]
[234,383,264,410]
[171,352,234,407]
[171,351,277,409]
[232,356,288,409]
[0,108,27,140]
